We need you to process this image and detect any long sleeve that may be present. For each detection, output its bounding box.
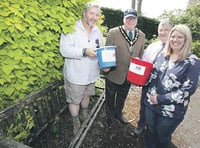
[59,20,103,85]
[157,56,200,105]
[145,54,200,119]
[60,32,83,59]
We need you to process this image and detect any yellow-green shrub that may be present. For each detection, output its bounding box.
[0,0,89,109]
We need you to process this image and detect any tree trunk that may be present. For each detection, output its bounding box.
[131,0,136,9]
[137,0,143,15]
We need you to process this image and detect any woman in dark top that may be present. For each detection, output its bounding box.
[143,24,200,148]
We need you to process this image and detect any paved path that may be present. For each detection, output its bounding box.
[172,86,200,148]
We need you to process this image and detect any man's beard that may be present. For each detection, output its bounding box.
[86,17,93,28]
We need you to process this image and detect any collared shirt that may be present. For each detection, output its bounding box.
[126,30,135,39]
[122,26,135,39]
[142,41,164,63]
[59,20,103,85]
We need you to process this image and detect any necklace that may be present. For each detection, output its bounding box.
[119,26,139,47]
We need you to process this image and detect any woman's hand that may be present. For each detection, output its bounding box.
[150,93,158,104]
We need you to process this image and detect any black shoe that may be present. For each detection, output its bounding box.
[117,115,128,124]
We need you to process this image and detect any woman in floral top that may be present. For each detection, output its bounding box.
[143,24,200,148]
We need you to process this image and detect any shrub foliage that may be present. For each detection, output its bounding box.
[0,0,89,109]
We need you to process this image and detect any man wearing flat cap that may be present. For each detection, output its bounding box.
[103,8,145,127]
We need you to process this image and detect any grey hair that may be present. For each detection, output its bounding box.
[159,19,173,28]
[84,2,101,12]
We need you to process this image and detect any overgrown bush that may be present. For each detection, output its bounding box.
[0,0,89,109]
[0,0,92,142]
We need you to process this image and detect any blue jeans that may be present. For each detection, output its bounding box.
[144,107,183,148]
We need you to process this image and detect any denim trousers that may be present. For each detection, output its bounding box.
[144,107,183,148]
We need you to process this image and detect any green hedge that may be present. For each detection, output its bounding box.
[101,7,159,40]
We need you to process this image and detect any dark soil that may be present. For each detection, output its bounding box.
[80,105,145,148]
[80,86,145,148]
[30,86,145,148]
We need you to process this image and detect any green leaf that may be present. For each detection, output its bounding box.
[2,65,14,75]
[8,26,15,33]
[36,24,44,30]
[15,23,25,32]
[0,78,6,85]
[14,83,24,90]
[22,57,33,64]
[0,37,5,45]
[1,74,11,82]
[4,35,14,43]
[0,10,11,17]
[0,21,7,32]
[4,87,15,96]
[29,26,37,35]
[5,18,13,26]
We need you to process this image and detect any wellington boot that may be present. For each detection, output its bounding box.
[72,116,81,135]
[79,108,89,122]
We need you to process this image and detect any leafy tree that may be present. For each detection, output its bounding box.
[159,2,200,41]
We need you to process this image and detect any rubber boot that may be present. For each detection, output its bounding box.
[72,116,81,135]
[79,108,89,122]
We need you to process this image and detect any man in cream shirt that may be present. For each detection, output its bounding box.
[134,19,173,135]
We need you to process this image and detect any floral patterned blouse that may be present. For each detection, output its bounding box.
[144,53,200,119]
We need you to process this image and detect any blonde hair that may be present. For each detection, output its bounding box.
[165,24,192,61]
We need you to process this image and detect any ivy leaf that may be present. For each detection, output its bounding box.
[2,65,14,75]
[4,87,15,96]
[15,23,25,32]
[0,10,11,17]
[0,78,6,85]
[29,26,37,35]
[1,74,11,82]
[0,37,5,45]
[0,21,7,32]
[22,57,33,64]
[14,83,25,91]
[5,18,13,26]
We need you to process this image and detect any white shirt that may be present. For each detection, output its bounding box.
[142,41,165,63]
[59,20,103,85]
